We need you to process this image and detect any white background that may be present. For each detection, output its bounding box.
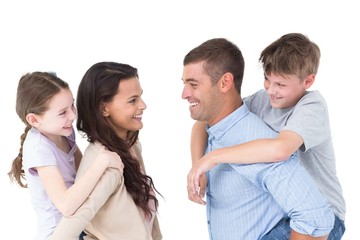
[1,1,358,239]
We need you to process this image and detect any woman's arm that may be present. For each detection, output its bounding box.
[38,147,123,217]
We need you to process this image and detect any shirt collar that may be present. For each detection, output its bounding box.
[206,104,250,140]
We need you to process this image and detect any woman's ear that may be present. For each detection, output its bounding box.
[101,102,110,117]
[25,113,40,127]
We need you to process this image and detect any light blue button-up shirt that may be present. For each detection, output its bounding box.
[205,104,334,240]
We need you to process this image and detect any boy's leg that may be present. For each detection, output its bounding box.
[327,215,345,240]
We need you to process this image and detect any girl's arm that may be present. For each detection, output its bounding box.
[51,167,122,240]
[37,146,123,217]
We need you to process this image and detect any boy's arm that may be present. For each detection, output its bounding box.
[190,121,207,165]
[38,147,123,217]
[205,130,303,164]
[188,126,303,197]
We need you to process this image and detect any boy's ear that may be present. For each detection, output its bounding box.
[304,74,315,89]
[25,113,40,127]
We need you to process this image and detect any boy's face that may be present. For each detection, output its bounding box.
[263,73,313,109]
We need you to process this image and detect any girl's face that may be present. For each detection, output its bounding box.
[102,77,146,139]
[29,89,76,143]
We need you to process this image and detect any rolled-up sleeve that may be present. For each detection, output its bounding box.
[264,157,334,236]
[232,155,334,237]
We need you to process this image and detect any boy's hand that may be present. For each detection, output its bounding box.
[187,174,207,205]
[187,151,218,205]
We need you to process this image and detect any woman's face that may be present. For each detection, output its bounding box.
[102,77,146,139]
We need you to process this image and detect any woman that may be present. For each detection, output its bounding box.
[51,62,162,240]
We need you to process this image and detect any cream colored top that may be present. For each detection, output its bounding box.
[51,141,162,240]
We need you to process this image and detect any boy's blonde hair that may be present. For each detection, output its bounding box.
[260,33,320,81]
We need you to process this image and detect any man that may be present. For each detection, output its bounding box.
[181,38,334,240]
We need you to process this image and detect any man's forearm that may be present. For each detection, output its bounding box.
[290,230,328,240]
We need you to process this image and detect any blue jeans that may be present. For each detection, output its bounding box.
[79,231,86,240]
[261,215,345,240]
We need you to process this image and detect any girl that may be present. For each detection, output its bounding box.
[51,62,162,240]
[8,72,123,240]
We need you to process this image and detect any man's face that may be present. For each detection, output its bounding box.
[181,61,221,125]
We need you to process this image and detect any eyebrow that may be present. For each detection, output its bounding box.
[56,106,68,114]
[127,90,143,100]
[56,99,74,113]
[182,78,198,83]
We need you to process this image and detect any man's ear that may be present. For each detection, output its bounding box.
[304,74,315,89]
[25,113,40,127]
[219,72,234,93]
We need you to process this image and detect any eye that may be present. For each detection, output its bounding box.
[128,98,137,104]
[183,79,198,88]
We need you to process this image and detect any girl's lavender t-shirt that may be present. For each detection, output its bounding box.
[23,127,77,240]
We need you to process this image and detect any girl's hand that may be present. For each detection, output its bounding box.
[98,147,124,175]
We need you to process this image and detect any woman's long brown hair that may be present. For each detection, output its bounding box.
[76,62,160,218]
